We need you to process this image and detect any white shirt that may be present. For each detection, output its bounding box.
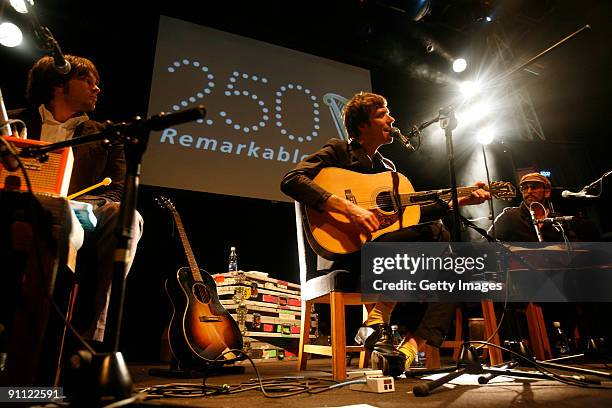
[38,104,89,143]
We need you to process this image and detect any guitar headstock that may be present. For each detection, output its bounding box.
[155,195,176,212]
[487,181,516,201]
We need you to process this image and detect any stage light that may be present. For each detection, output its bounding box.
[425,40,434,53]
[10,0,33,14]
[0,22,23,47]
[485,16,493,22]
[476,126,495,145]
[459,80,480,98]
[457,101,491,125]
[453,58,467,73]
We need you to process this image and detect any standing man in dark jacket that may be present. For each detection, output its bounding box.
[9,54,143,345]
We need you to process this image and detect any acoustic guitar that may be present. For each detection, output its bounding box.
[157,196,243,369]
[301,167,516,259]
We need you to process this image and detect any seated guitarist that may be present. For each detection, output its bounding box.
[281,91,490,374]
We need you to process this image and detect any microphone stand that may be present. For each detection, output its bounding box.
[397,105,463,240]
[20,106,206,405]
[439,107,462,241]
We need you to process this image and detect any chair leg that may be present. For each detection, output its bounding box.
[297,300,312,371]
[526,302,552,360]
[481,300,503,365]
[424,344,441,369]
[54,282,79,387]
[330,292,347,380]
[452,306,463,362]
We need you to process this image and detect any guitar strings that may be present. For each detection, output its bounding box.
[351,187,479,209]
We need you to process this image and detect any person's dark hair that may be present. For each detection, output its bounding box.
[342,92,387,139]
[26,55,100,107]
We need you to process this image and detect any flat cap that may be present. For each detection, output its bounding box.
[519,172,551,188]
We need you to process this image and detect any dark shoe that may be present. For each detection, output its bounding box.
[370,350,406,378]
[356,324,398,355]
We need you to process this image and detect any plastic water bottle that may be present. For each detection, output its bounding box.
[417,351,426,367]
[552,321,571,356]
[228,246,238,272]
[391,325,402,346]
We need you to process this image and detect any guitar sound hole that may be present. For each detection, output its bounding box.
[193,283,211,303]
[376,191,396,212]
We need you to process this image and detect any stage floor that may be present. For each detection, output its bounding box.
[126,357,612,408]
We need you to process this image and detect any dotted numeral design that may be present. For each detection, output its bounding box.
[275,84,320,143]
[167,59,215,125]
[221,71,269,134]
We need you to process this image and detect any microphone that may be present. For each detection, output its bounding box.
[23,1,71,74]
[146,105,207,131]
[34,26,71,75]
[529,208,544,242]
[109,105,207,133]
[561,190,596,199]
[50,37,71,75]
[534,216,575,224]
[390,127,416,151]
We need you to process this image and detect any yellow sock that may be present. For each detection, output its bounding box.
[398,340,418,370]
[365,302,396,326]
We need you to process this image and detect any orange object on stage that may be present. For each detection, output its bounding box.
[0,135,74,196]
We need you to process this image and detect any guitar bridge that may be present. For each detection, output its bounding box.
[199,316,223,322]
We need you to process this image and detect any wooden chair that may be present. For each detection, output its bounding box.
[424,301,503,368]
[294,202,375,380]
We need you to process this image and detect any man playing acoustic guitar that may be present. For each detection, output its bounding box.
[281,91,490,375]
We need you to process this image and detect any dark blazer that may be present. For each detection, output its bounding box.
[9,107,125,202]
[490,202,600,242]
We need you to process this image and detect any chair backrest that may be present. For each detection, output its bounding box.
[294,201,319,286]
[294,201,337,281]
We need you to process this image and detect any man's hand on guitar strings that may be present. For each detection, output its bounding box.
[347,205,380,233]
[323,194,380,233]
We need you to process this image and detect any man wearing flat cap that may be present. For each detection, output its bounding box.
[490,174,606,350]
[490,172,574,241]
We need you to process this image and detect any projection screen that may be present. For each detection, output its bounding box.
[142,16,372,201]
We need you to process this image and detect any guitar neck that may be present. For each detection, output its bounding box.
[400,186,483,206]
[171,210,203,281]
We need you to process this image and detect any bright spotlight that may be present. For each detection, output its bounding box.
[476,127,495,145]
[485,16,493,22]
[453,58,467,73]
[459,80,480,98]
[457,101,491,125]
[0,22,24,47]
[10,0,33,14]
